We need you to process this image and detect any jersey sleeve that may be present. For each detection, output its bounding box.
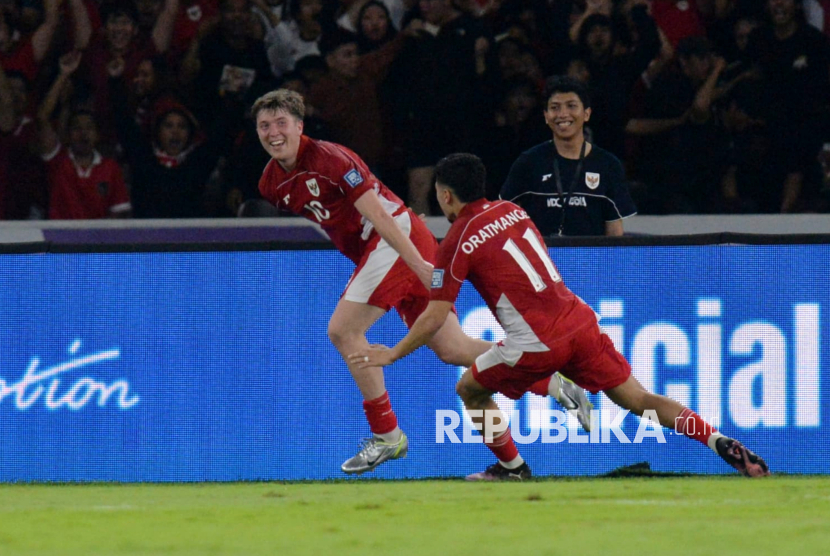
[603,154,637,221]
[336,158,375,205]
[499,151,531,203]
[430,228,468,303]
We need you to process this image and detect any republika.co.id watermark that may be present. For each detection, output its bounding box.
[435,409,692,444]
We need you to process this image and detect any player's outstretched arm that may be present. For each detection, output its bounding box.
[353,190,434,289]
[349,300,453,368]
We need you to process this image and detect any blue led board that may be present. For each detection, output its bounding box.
[0,244,826,481]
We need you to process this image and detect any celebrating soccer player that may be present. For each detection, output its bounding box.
[253,90,591,475]
[349,153,770,480]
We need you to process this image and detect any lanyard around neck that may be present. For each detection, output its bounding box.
[553,139,587,237]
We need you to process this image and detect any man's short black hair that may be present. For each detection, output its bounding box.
[543,75,591,109]
[319,28,359,57]
[577,13,613,48]
[676,36,712,60]
[68,109,98,129]
[100,1,140,24]
[434,153,486,203]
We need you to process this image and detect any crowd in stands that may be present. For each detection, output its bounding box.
[2,0,830,219]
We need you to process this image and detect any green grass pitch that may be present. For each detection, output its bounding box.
[0,476,828,556]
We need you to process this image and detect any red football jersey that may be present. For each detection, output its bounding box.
[431,199,596,349]
[44,146,131,220]
[258,136,407,264]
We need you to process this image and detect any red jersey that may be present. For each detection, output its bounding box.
[431,199,596,349]
[258,136,407,264]
[44,146,131,220]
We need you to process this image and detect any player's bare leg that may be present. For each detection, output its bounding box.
[428,313,593,431]
[328,299,408,474]
[605,376,770,477]
[456,370,532,481]
[426,311,492,367]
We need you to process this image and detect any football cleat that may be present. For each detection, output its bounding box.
[465,461,532,482]
[341,431,408,475]
[716,437,771,477]
[556,373,593,432]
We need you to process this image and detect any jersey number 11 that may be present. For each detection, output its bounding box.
[502,228,562,292]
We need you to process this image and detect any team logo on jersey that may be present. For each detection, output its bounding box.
[305,178,320,197]
[431,269,444,289]
[283,194,290,205]
[542,173,552,182]
[585,172,600,190]
[344,169,364,188]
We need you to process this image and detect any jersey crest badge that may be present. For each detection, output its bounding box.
[283,194,290,205]
[431,269,444,288]
[585,172,600,190]
[344,169,364,188]
[305,178,320,197]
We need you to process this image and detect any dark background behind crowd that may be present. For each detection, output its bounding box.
[2,0,830,220]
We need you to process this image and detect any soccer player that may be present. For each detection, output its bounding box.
[349,153,770,480]
[253,90,591,475]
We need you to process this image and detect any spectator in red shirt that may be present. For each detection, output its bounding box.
[38,51,131,219]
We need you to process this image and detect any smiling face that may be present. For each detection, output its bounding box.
[105,14,138,54]
[544,92,591,142]
[256,108,304,170]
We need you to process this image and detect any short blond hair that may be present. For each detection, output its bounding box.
[251,89,305,121]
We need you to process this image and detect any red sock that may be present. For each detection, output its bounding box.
[528,377,552,397]
[676,408,716,446]
[363,392,398,435]
[484,427,520,463]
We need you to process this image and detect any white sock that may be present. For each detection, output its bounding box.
[707,432,726,452]
[499,454,525,470]
[375,427,402,443]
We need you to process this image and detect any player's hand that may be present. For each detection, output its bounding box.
[415,261,434,290]
[348,345,395,369]
[59,50,82,75]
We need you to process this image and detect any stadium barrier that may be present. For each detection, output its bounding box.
[0,223,827,481]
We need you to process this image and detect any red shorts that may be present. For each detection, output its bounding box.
[342,210,436,328]
[472,321,631,399]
